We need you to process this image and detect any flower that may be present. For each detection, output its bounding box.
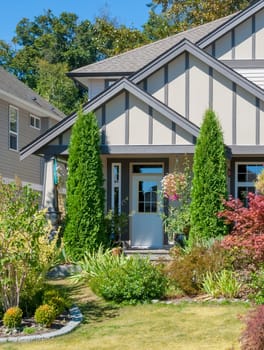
[161,172,187,201]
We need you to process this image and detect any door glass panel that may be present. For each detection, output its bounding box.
[138,181,158,213]
[133,165,163,174]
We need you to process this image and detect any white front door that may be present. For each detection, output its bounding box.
[131,174,163,248]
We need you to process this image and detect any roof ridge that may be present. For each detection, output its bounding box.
[70,13,236,74]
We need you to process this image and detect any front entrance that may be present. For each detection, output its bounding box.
[131,165,163,248]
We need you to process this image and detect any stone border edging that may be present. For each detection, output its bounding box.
[0,305,83,343]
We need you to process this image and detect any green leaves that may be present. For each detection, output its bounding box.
[189,109,228,245]
[64,112,107,260]
[0,178,59,311]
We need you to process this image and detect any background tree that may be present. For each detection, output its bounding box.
[189,109,227,245]
[36,60,83,115]
[145,0,249,37]
[64,111,107,260]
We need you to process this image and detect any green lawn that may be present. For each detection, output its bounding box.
[0,280,250,350]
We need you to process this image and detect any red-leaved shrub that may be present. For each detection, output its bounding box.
[240,305,264,350]
[218,193,264,264]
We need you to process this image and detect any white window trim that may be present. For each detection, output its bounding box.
[30,114,41,130]
[111,163,121,214]
[235,161,264,198]
[9,105,19,152]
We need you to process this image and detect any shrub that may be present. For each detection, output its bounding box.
[34,304,56,327]
[189,109,227,245]
[72,245,127,284]
[90,256,167,304]
[64,111,107,260]
[0,178,60,312]
[202,270,241,298]
[240,305,264,350]
[74,249,167,304]
[42,289,69,317]
[165,244,229,296]
[248,268,264,304]
[219,193,264,266]
[3,307,23,329]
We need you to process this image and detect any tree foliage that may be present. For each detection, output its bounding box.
[64,111,107,260]
[147,0,249,33]
[36,60,83,115]
[0,178,59,311]
[189,110,227,245]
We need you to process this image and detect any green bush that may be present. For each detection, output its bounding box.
[72,245,127,284]
[34,304,56,327]
[249,268,264,304]
[165,244,229,296]
[74,249,167,304]
[90,257,167,304]
[3,307,23,329]
[202,270,242,298]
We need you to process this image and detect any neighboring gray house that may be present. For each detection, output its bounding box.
[0,66,65,199]
[21,0,264,249]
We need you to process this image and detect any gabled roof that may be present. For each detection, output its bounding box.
[197,0,264,48]
[20,77,199,160]
[0,67,65,121]
[130,38,264,101]
[68,14,236,78]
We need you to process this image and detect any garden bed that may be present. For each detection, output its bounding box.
[0,306,82,343]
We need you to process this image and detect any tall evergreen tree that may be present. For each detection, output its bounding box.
[189,109,227,245]
[64,111,107,260]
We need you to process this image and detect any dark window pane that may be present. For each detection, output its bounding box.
[238,173,246,182]
[35,118,40,129]
[238,164,246,173]
[138,202,144,212]
[10,134,17,150]
[114,187,119,214]
[133,165,163,174]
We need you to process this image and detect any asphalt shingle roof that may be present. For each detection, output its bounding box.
[0,67,65,119]
[70,14,236,76]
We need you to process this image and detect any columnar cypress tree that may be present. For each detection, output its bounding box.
[64,111,107,260]
[189,109,227,245]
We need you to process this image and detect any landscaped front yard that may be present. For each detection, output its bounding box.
[0,281,250,350]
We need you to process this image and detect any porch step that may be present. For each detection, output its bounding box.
[124,248,172,262]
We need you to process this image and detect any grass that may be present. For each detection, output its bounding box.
[0,279,250,350]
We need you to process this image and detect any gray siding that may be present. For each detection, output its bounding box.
[0,98,55,187]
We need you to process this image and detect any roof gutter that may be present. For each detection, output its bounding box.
[0,89,63,121]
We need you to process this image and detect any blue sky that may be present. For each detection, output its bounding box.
[1,0,151,44]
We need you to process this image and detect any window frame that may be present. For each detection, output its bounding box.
[111,163,121,214]
[235,162,264,199]
[9,105,19,151]
[30,115,41,130]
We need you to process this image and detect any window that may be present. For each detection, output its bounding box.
[105,80,116,89]
[30,115,41,129]
[112,163,121,214]
[138,181,158,213]
[9,106,18,151]
[236,163,264,201]
[132,164,163,174]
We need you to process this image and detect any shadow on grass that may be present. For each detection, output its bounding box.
[79,301,120,324]
[48,278,120,325]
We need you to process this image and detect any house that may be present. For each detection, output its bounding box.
[0,66,65,207]
[20,0,264,249]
